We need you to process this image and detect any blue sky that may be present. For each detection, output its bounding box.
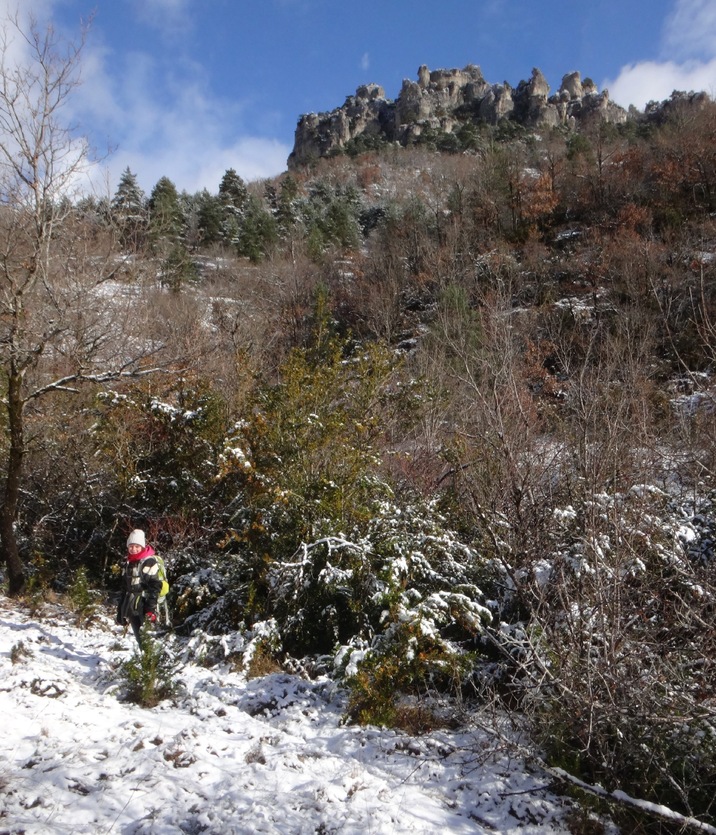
[6,0,716,196]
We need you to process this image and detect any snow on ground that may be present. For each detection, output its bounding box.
[0,598,575,834]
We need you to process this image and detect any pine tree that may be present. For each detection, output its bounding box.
[111,168,147,252]
[148,176,184,250]
[218,168,248,247]
[146,177,195,290]
[219,168,248,208]
[277,175,301,239]
[237,194,277,262]
[195,189,223,246]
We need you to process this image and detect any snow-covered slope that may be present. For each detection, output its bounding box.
[0,598,574,834]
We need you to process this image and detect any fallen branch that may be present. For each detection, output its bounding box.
[472,717,716,834]
[543,761,716,835]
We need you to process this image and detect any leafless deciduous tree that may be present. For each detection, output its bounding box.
[0,14,172,594]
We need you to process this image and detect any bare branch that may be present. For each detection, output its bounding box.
[24,366,185,403]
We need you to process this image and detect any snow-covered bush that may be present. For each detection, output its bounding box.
[492,485,716,826]
[309,499,495,727]
[264,493,495,657]
[268,535,378,654]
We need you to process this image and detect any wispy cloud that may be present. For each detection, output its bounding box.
[0,0,289,194]
[129,0,192,32]
[663,0,716,61]
[360,52,370,72]
[0,0,55,20]
[0,0,57,60]
[74,41,290,194]
[605,0,716,108]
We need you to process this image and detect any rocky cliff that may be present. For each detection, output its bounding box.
[288,65,628,169]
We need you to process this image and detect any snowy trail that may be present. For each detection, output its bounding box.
[0,600,571,834]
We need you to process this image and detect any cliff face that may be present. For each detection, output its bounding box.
[288,65,628,169]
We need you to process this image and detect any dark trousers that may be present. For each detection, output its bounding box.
[128,615,143,646]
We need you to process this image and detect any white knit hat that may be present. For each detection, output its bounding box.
[127,529,146,548]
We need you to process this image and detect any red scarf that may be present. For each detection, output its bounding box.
[127,545,155,563]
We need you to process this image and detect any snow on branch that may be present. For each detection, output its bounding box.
[473,717,716,834]
[23,366,185,403]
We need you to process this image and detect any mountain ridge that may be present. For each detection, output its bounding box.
[288,64,629,168]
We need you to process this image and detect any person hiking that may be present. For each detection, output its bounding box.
[116,529,163,646]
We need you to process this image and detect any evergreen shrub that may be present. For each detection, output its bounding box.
[117,627,180,707]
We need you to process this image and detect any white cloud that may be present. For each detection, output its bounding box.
[0,0,292,196]
[604,0,716,110]
[0,0,57,62]
[360,52,370,72]
[0,0,54,19]
[70,29,290,195]
[140,0,190,11]
[606,58,716,110]
[663,0,716,61]
[129,0,191,32]
[107,135,290,197]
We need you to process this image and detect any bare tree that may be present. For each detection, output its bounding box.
[0,13,171,595]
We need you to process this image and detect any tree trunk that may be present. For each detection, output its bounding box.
[1,368,25,596]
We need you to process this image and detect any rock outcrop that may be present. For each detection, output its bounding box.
[288,65,628,169]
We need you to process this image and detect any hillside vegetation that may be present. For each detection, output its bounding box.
[2,19,716,833]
